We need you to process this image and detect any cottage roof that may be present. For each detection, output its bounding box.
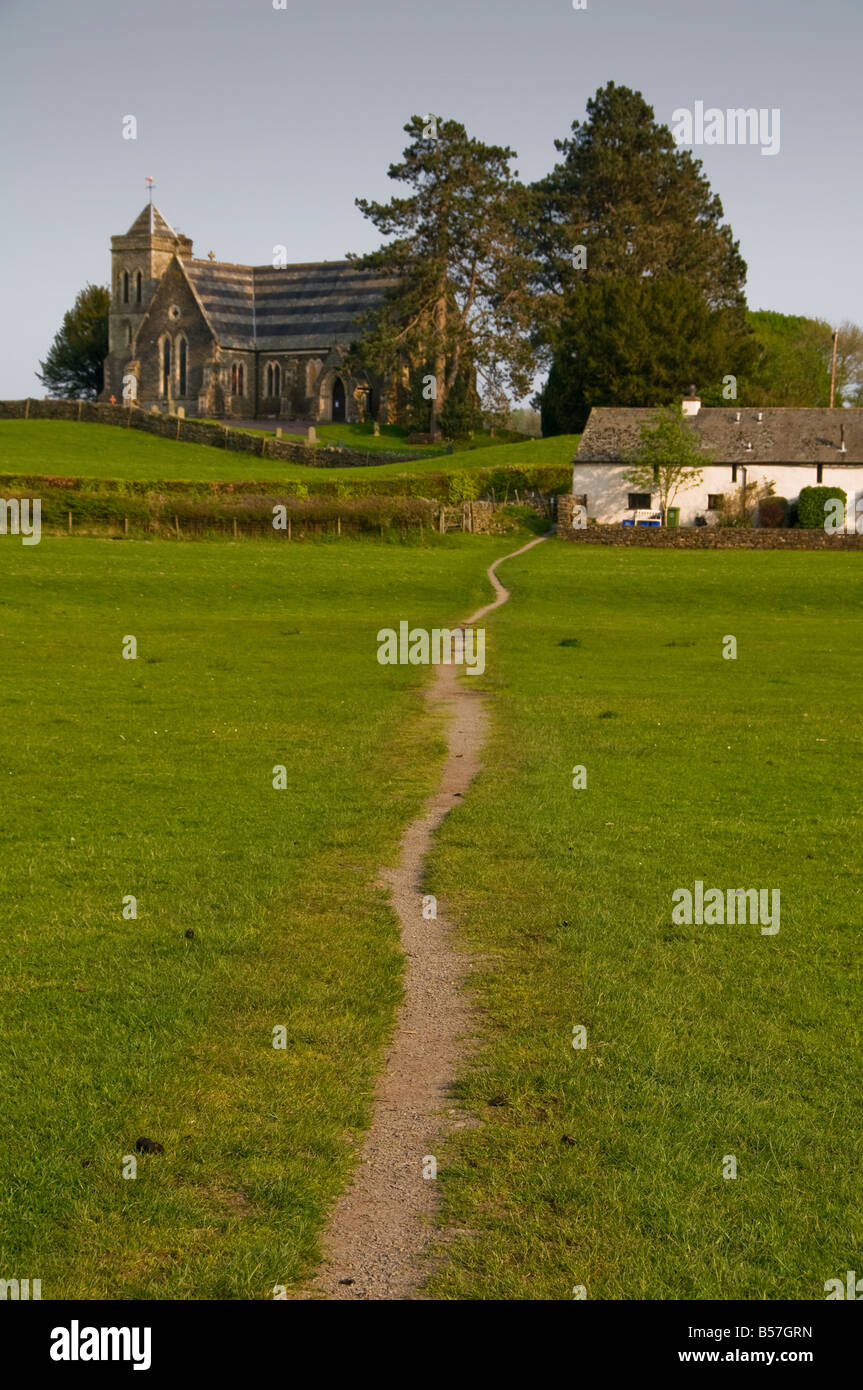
[576,407,863,465]
[183,259,400,353]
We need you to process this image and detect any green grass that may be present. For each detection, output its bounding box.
[198,420,536,455]
[425,543,863,1300]
[0,533,507,1299]
[0,420,578,485]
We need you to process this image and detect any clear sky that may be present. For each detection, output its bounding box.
[1,0,860,398]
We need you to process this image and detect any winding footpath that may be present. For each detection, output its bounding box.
[309,531,551,1300]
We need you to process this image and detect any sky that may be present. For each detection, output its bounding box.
[1,0,860,398]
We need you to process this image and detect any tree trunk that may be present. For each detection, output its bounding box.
[428,293,448,440]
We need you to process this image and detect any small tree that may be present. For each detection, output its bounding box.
[624,407,709,523]
[38,284,110,399]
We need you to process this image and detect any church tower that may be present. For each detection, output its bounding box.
[102,197,193,400]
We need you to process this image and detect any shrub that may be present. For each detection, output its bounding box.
[797,485,846,529]
[758,495,788,528]
[447,471,480,504]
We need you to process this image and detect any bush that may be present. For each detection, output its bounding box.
[797,485,846,529]
[447,471,480,504]
[758,495,788,528]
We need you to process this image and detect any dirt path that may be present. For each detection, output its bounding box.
[309,531,551,1300]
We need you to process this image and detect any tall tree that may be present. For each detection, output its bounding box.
[539,275,755,434]
[530,83,752,431]
[742,310,863,406]
[38,284,110,399]
[351,116,536,437]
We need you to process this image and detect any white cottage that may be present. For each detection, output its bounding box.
[571,398,863,527]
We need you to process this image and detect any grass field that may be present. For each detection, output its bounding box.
[197,420,526,455]
[426,542,863,1300]
[0,533,507,1299]
[3,527,858,1302]
[0,420,579,485]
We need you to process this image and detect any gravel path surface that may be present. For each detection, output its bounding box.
[308,533,551,1300]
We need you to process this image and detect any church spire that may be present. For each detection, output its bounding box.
[146,176,154,233]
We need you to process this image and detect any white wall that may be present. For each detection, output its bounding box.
[571,463,863,526]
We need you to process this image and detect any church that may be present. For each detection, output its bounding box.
[100,202,401,422]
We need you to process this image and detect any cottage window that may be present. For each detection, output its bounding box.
[817,463,823,484]
[628,493,652,510]
[707,494,725,511]
[731,465,738,482]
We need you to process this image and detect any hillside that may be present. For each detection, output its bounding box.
[0,420,579,487]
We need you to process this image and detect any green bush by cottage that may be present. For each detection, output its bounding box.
[797,486,846,529]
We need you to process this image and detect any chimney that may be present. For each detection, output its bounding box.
[682,383,701,417]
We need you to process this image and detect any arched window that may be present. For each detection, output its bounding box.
[273,363,281,397]
[136,271,143,304]
[178,338,187,396]
[266,364,273,397]
[161,337,171,396]
[123,271,130,304]
[231,363,238,394]
[237,363,244,396]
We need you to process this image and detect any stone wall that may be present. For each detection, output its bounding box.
[557,495,863,546]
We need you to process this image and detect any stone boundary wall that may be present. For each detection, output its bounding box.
[558,527,863,551]
[0,399,446,469]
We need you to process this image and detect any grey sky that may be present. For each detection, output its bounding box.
[1,0,860,398]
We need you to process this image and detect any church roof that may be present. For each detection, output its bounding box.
[183,259,399,352]
[577,407,863,465]
[125,203,178,238]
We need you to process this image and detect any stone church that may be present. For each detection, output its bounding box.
[101,203,401,421]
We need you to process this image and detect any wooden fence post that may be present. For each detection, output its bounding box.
[77,401,83,422]
[174,515,180,537]
[233,517,238,538]
[68,511,72,534]
[124,516,129,535]
[337,516,341,537]
[24,398,30,420]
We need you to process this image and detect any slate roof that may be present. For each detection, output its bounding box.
[126,204,179,238]
[183,259,400,352]
[576,407,863,465]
